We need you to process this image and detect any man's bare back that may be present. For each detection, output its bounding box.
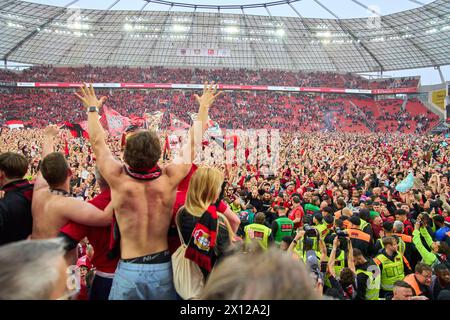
[111,167,179,259]
[77,82,221,260]
[32,191,70,239]
[32,190,111,239]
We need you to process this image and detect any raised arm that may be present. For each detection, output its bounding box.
[347,238,355,273]
[75,83,122,185]
[327,236,339,278]
[168,82,222,183]
[34,125,58,192]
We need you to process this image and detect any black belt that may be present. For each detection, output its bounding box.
[122,250,171,264]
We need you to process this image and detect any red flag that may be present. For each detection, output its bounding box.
[64,137,69,157]
[130,116,146,127]
[102,106,131,137]
[163,135,171,160]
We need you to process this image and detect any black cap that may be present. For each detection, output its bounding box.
[349,216,361,226]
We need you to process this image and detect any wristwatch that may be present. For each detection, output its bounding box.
[88,106,99,113]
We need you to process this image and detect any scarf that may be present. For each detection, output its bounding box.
[123,164,162,181]
[185,205,218,272]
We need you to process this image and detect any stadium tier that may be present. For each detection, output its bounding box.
[0,0,449,305]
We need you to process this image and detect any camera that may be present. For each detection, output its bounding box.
[335,227,348,238]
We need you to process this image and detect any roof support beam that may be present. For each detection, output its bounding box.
[145,4,174,64]
[241,7,260,69]
[3,0,80,61]
[313,0,384,72]
[180,7,198,66]
[264,5,296,70]
[351,0,439,68]
[288,2,345,72]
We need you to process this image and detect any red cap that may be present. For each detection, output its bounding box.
[76,255,91,268]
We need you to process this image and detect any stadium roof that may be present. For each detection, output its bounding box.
[0,0,449,72]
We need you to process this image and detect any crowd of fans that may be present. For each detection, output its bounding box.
[0,89,439,134]
[0,78,447,302]
[0,66,420,89]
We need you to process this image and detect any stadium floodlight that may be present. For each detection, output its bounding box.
[172,24,189,32]
[442,26,450,31]
[68,22,89,30]
[223,26,239,34]
[276,29,285,36]
[124,23,133,31]
[316,31,331,38]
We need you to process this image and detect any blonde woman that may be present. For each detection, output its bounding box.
[177,167,235,277]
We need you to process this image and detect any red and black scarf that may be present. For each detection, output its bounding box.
[123,165,162,181]
[185,205,218,272]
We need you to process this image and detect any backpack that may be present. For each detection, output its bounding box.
[171,207,205,300]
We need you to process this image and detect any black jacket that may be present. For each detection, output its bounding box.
[0,180,33,246]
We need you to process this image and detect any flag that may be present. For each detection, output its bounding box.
[210,135,237,151]
[169,113,190,131]
[101,106,131,137]
[188,112,237,150]
[144,110,165,131]
[78,121,88,132]
[130,116,146,128]
[395,172,415,193]
[5,120,24,129]
[64,137,69,157]
[163,135,170,160]
[62,122,88,138]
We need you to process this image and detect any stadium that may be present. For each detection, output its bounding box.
[0,0,449,303]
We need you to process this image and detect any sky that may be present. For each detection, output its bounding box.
[14,0,450,85]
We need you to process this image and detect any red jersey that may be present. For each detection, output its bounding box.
[60,189,119,274]
[288,206,304,229]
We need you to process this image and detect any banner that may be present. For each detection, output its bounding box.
[62,122,89,139]
[78,121,88,132]
[11,82,420,95]
[144,110,165,132]
[5,120,24,129]
[177,48,231,57]
[431,89,446,110]
[101,106,131,137]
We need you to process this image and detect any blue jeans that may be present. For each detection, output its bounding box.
[108,260,177,300]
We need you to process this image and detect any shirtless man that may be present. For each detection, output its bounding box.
[31,125,112,239]
[75,82,221,300]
